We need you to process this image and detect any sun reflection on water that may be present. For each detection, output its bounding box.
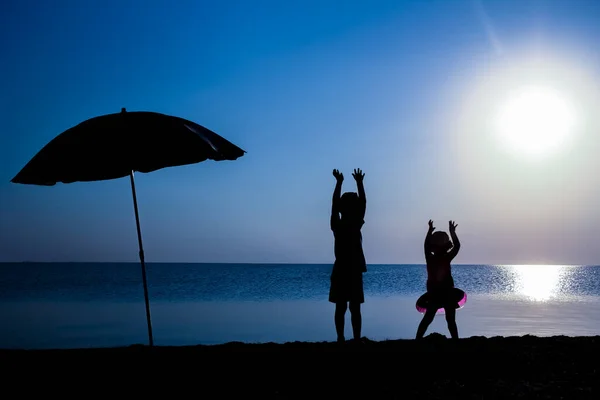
[503,265,571,301]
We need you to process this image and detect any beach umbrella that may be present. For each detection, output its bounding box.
[10,108,246,346]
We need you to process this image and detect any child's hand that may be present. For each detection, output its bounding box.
[449,220,458,232]
[428,219,435,232]
[333,169,344,182]
[352,168,365,182]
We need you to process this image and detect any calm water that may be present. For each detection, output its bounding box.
[1,263,600,348]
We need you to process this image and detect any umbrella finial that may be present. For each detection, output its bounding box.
[121,107,127,113]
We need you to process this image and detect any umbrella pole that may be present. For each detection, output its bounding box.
[129,170,154,347]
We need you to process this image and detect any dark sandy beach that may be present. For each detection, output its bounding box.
[2,334,599,399]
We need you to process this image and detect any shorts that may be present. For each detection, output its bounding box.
[328,265,364,304]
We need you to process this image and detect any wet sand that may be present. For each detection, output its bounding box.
[2,334,599,398]
[5,296,600,348]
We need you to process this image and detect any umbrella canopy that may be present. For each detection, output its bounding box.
[11,108,246,347]
[11,108,246,185]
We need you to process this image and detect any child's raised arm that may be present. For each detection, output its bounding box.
[448,220,461,259]
[424,219,435,257]
[331,169,343,230]
[352,168,366,219]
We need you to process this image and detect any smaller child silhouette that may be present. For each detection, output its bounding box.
[415,219,463,340]
[329,168,367,344]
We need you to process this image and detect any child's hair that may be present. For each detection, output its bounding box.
[430,231,453,254]
[339,192,360,217]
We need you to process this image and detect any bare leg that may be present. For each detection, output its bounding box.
[335,302,348,342]
[349,301,362,340]
[416,309,436,339]
[444,307,459,339]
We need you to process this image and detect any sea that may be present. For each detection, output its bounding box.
[1,263,600,349]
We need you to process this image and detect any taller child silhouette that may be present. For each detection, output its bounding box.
[329,168,367,343]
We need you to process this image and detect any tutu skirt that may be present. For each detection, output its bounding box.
[416,287,467,314]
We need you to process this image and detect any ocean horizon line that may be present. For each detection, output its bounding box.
[0,261,596,267]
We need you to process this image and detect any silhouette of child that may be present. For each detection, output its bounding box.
[415,219,462,340]
[329,168,367,343]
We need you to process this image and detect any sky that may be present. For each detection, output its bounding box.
[1,0,600,265]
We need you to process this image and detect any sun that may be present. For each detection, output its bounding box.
[493,85,577,158]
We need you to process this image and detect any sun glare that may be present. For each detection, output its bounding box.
[452,50,598,171]
[493,85,576,158]
[509,265,567,301]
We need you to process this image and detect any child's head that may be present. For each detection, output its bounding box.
[430,231,453,254]
[339,192,361,219]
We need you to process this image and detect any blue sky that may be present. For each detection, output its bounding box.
[1,0,600,264]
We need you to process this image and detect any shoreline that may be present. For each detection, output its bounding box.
[2,332,599,351]
[3,334,599,398]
